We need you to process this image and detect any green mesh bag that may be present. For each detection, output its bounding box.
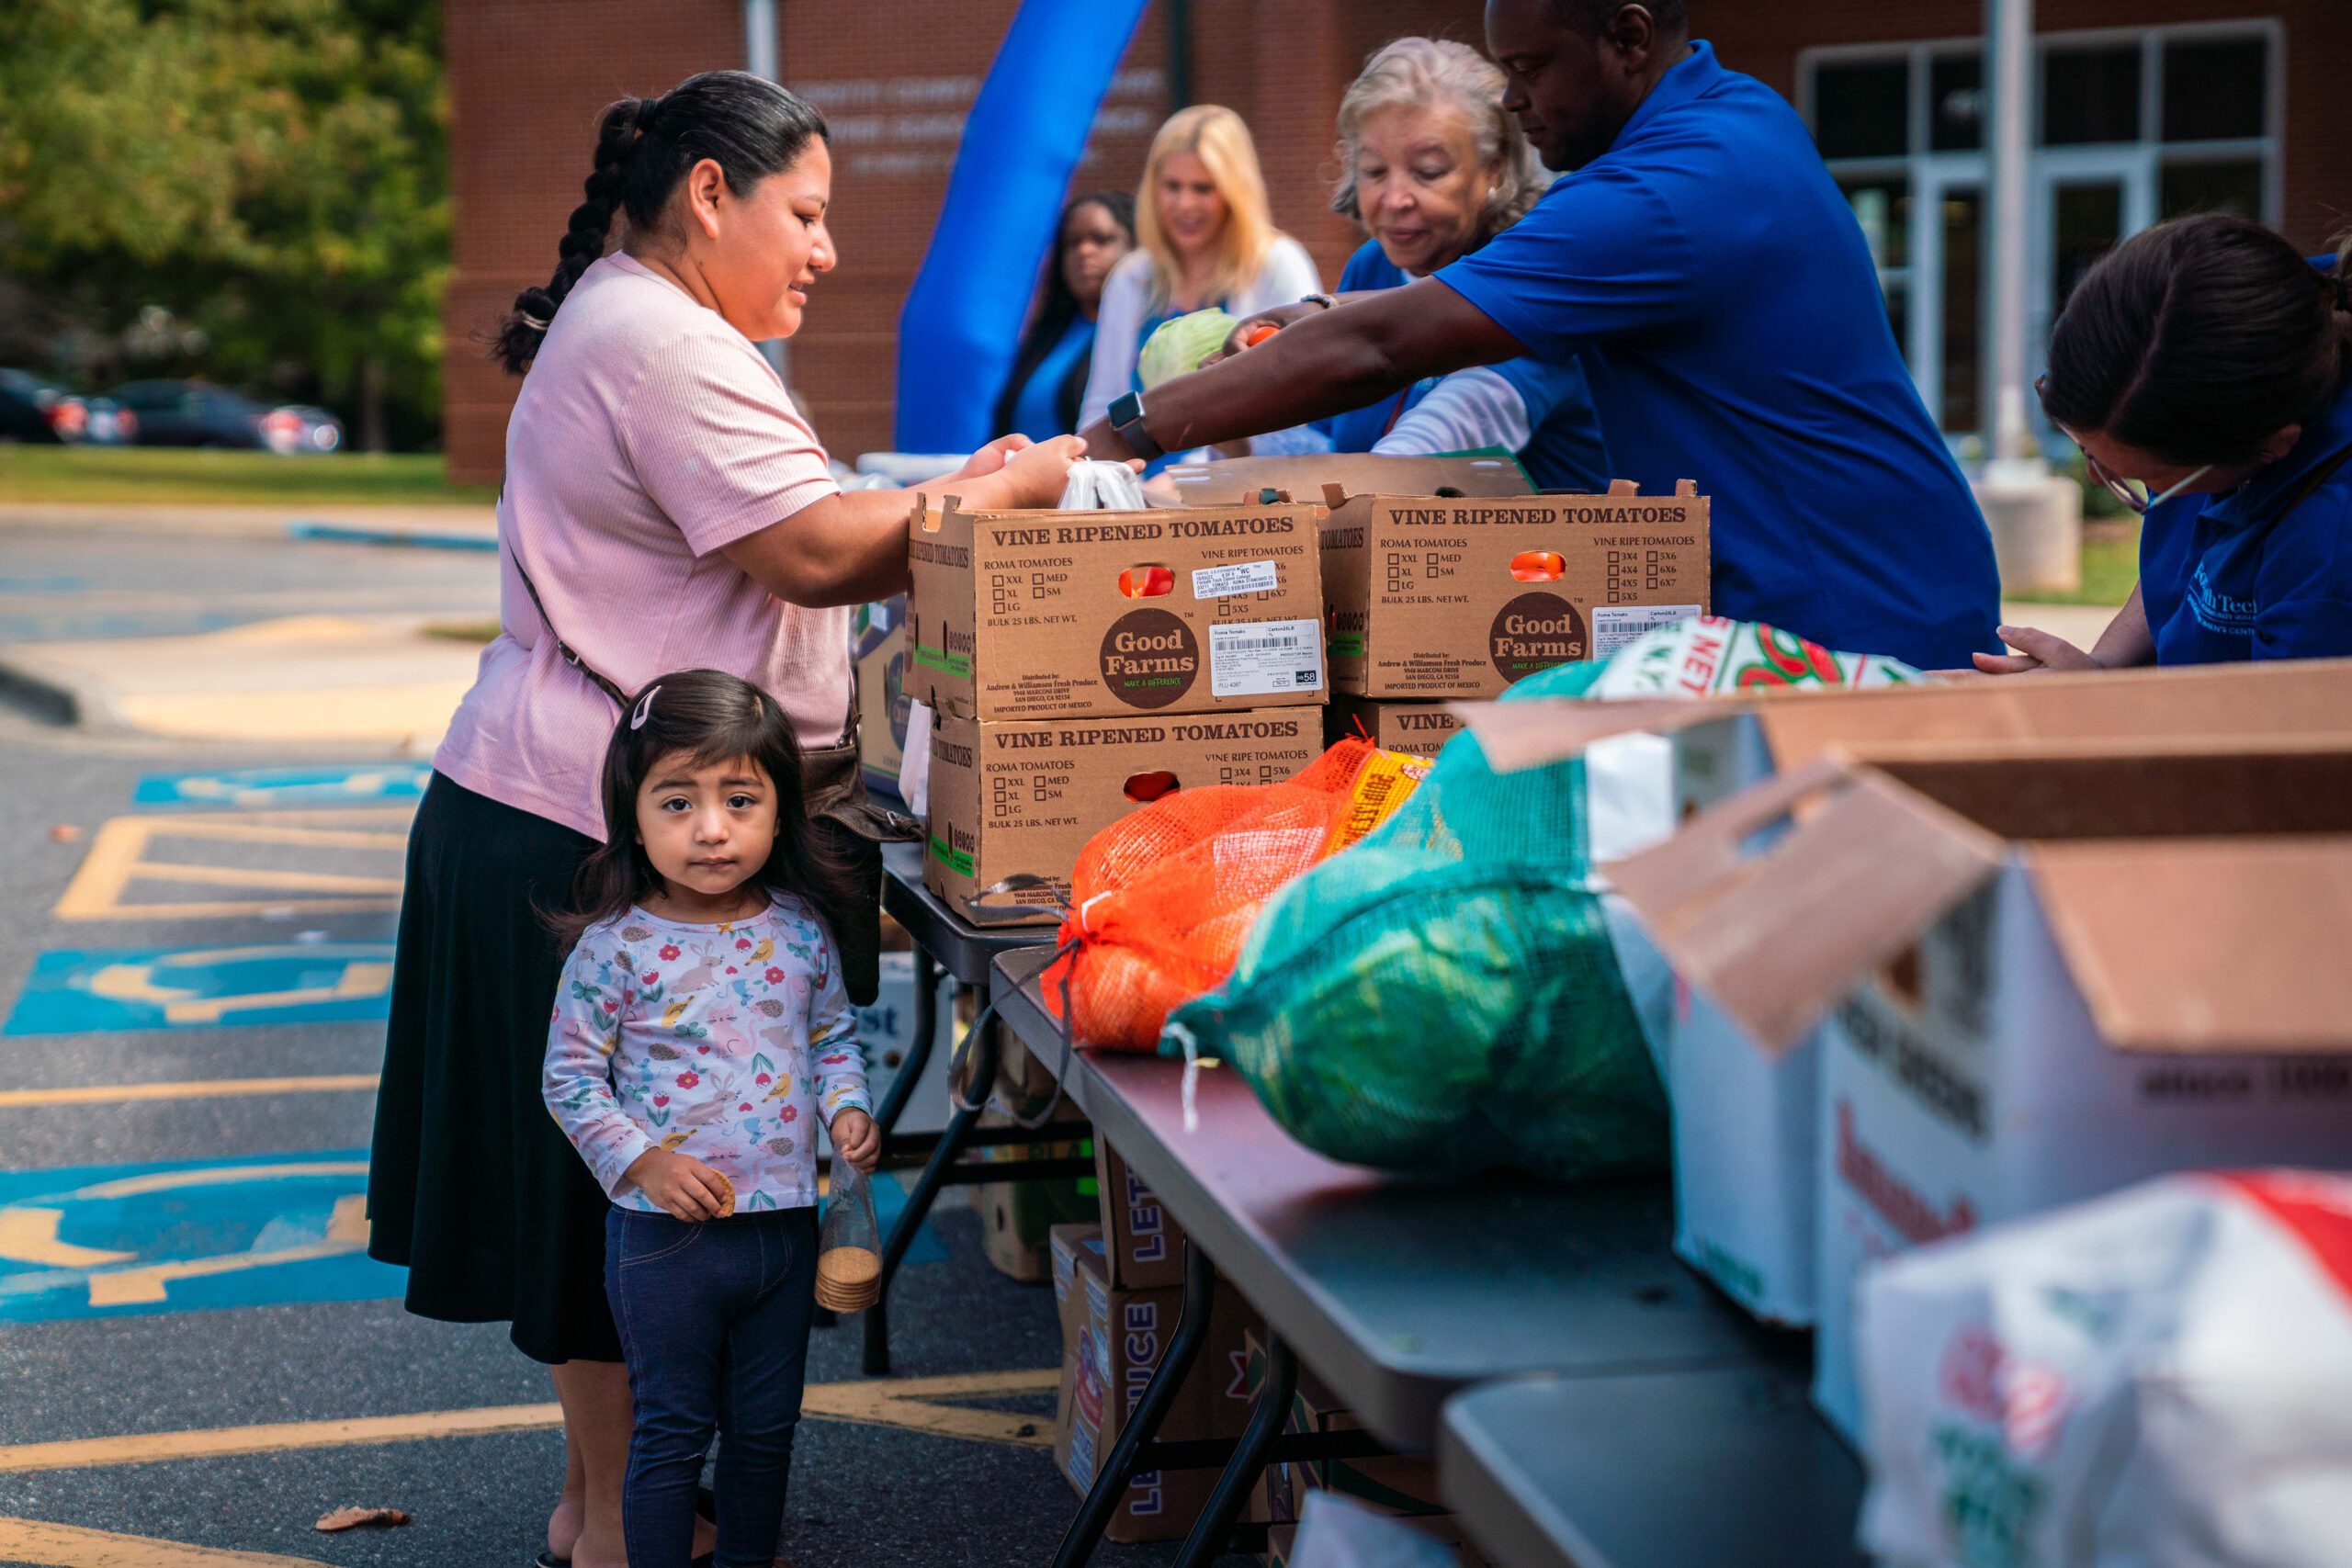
[1164,657,1665,1181]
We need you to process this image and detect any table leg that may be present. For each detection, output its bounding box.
[1050,1242,1216,1568]
[862,995,998,1378]
[874,946,940,1138]
[1170,1332,1298,1568]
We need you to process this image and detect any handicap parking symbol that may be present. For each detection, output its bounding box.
[4,943,397,1035]
[0,1152,404,1322]
[132,763,433,809]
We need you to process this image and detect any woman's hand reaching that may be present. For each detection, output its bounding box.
[951,434,1035,479]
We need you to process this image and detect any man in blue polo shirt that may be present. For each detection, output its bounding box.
[1081,0,2001,671]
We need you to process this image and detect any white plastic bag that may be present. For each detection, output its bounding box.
[1057,457,1148,513]
[1859,1170,2352,1568]
[1291,1493,1459,1568]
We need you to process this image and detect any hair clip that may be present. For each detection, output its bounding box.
[518,311,549,331]
[630,684,662,729]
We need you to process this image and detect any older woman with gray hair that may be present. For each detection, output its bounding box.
[1300,37,1610,490]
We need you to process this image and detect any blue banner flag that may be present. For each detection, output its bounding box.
[893,0,1150,453]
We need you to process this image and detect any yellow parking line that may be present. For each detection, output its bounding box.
[0,1517,329,1566]
[0,1369,1061,1475]
[0,1076,378,1109]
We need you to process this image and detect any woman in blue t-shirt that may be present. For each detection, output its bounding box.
[1300,38,1608,491]
[1985,216,2352,671]
[992,191,1136,441]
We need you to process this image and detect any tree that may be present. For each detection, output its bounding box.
[0,0,449,450]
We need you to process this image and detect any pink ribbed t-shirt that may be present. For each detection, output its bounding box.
[435,253,848,841]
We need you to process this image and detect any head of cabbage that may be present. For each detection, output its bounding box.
[1136,309,1238,391]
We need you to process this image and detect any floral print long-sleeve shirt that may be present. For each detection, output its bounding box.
[543,894,870,1213]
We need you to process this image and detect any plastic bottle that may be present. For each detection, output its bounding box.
[814,1160,882,1313]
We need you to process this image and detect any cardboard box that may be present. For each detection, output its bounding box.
[1164,452,1534,507]
[907,493,1327,723]
[1611,739,2352,1442]
[1095,1136,1186,1290]
[977,1118,1096,1282]
[1322,479,1709,700]
[1056,1242,1217,1541]
[1325,694,1465,756]
[922,706,1322,924]
[1481,658,2352,1328]
[853,595,912,797]
[1049,1224,1102,1352]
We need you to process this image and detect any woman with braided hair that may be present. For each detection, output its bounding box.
[365,71,1082,1568]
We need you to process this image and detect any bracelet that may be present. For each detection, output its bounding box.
[1303,292,1338,311]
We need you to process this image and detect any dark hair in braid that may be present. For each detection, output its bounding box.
[493,71,831,375]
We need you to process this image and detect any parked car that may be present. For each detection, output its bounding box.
[110,380,343,453]
[0,368,90,443]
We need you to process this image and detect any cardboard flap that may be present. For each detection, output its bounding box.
[1608,761,2005,1051]
[2027,840,2352,1052]
[1448,696,1725,771]
[1163,454,1532,505]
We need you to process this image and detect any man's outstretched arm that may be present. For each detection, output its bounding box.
[1078,277,1527,460]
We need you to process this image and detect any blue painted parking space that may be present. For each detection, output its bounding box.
[5,942,397,1035]
[0,1150,404,1322]
[132,763,433,809]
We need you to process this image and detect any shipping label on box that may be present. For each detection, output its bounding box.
[1320,479,1708,700]
[907,496,1326,722]
[1325,694,1465,757]
[922,707,1321,922]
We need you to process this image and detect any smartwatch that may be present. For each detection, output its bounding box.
[1108,391,1165,463]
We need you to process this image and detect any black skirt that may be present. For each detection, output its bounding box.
[367,773,621,1364]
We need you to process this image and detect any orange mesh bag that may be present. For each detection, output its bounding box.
[1044,739,1418,1051]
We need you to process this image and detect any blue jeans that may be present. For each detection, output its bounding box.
[605,1204,819,1568]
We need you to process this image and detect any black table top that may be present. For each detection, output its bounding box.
[990,947,1762,1451]
[1440,1365,1866,1568]
[880,840,1051,986]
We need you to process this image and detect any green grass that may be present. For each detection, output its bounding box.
[0,446,497,506]
[2007,520,2139,606]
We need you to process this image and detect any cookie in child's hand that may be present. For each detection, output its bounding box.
[710,1171,737,1218]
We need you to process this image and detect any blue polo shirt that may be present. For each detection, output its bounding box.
[2140,375,2352,663]
[1436,41,1999,671]
[1317,241,1611,492]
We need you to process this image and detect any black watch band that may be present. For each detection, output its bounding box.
[1108,391,1164,463]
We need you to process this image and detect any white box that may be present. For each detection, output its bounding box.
[1612,740,2352,1445]
[1572,668,2352,1330]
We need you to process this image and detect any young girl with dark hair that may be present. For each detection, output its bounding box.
[992,191,1136,439]
[544,669,876,1568]
[366,69,1081,1568]
[1984,215,2352,671]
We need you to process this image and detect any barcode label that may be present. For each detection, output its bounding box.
[1593,604,1703,658]
[1210,618,1323,698]
[1193,559,1280,599]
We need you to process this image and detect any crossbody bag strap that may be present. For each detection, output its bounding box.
[508,545,629,709]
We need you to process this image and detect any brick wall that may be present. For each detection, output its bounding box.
[446,2,2341,478]
[444,0,1482,480]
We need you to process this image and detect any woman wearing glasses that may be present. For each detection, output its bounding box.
[1981,215,2352,672]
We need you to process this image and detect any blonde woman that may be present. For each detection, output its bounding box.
[1078,105,1322,451]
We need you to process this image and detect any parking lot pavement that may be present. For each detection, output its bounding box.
[0,734,1245,1566]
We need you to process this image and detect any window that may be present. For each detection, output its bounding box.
[1814,61,1910,160]
[2041,44,2141,145]
[1801,26,2279,436]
